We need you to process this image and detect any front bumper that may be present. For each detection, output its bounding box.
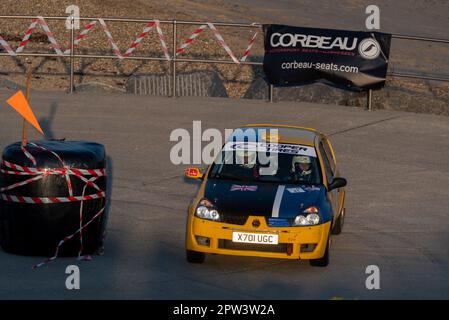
[186,215,331,260]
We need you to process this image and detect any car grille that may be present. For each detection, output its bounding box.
[218,239,288,253]
[221,216,295,227]
[222,215,248,225]
[267,218,293,227]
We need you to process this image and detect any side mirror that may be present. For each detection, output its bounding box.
[185,167,204,180]
[328,177,347,191]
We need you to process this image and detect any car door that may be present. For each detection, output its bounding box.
[318,139,340,223]
[322,137,345,216]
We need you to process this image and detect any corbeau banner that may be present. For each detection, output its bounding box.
[263,24,392,91]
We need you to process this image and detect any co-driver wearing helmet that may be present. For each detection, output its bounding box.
[291,155,313,182]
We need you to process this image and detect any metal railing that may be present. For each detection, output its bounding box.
[0,15,264,96]
[0,15,448,109]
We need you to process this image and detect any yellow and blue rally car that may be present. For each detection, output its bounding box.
[185,124,347,267]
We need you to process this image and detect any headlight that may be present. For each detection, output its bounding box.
[305,213,320,225]
[294,215,307,226]
[195,199,221,221]
[293,207,320,226]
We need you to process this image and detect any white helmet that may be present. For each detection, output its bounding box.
[292,155,311,172]
[236,150,256,168]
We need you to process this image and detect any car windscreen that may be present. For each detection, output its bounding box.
[208,142,322,184]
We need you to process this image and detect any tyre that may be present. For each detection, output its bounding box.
[309,235,330,267]
[332,208,345,235]
[186,249,206,263]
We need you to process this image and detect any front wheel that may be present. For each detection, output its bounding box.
[186,249,206,263]
[309,235,330,267]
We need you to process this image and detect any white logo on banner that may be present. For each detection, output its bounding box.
[358,38,381,60]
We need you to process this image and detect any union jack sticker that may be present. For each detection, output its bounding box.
[230,184,258,192]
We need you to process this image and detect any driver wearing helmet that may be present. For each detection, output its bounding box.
[234,149,259,179]
[291,155,313,182]
[236,150,256,168]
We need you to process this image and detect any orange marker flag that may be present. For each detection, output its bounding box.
[6,90,44,135]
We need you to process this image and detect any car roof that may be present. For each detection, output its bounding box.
[230,124,320,147]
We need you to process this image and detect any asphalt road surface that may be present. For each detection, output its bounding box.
[0,89,448,299]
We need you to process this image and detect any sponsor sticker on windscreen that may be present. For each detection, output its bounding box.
[223,141,316,157]
[232,232,279,245]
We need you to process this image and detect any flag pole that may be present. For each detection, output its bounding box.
[22,59,32,147]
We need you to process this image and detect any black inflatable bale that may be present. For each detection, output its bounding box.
[0,140,107,257]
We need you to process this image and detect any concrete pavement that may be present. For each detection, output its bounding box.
[0,89,448,299]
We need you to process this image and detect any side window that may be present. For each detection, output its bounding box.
[319,141,333,184]
[323,139,336,173]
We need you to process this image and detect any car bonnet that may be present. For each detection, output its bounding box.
[203,179,325,218]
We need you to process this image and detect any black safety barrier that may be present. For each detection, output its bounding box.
[0,140,107,257]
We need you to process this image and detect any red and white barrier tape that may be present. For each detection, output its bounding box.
[98,18,170,60]
[64,20,98,55]
[36,16,64,56]
[20,145,37,165]
[14,17,64,56]
[0,191,105,204]
[123,21,156,57]
[207,23,239,64]
[176,25,207,55]
[0,143,106,268]
[14,18,39,55]
[0,16,170,60]
[240,31,258,62]
[0,162,106,177]
[33,206,105,269]
[154,20,170,60]
[0,34,16,55]
[176,23,258,63]
[98,18,122,57]
[0,17,258,62]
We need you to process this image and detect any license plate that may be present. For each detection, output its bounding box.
[232,232,279,245]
